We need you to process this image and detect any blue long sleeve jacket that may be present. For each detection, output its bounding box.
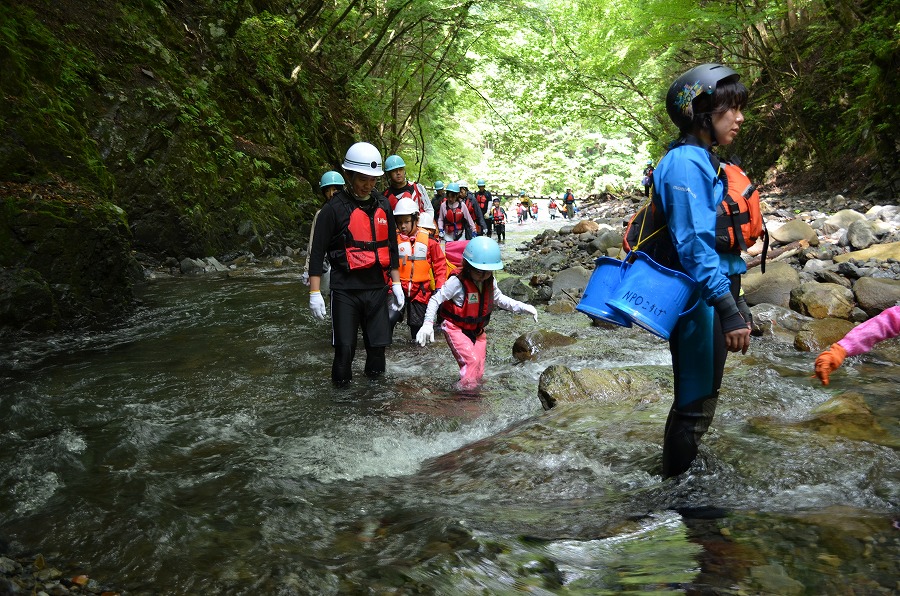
[653,143,746,305]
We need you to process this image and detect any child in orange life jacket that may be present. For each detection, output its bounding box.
[490,197,507,244]
[415,237,538,390]
[389,198,448,339]
[548,197,558,219]
[438,182,477,242]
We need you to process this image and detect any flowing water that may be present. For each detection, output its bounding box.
[1,215,898,594]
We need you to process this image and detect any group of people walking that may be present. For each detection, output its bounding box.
[302,62,895,481]
[305,144,535,391]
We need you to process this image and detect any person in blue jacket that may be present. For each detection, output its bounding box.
[652,64,753,478]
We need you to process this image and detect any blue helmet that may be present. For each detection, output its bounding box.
[319,170,345,188]
[476,179,486,186]
[445,181,460,193]
[434,180,444,190]
[384,155,406,172]
[463,236,503,271]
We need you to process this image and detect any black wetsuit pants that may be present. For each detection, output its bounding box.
[330,287,391,387]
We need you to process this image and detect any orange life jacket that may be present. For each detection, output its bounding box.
[439,275,494,333]
[491,207,506,224]
[345,204,391,271]
[715,163,766,253]
[549,200,557,210]
[397,229,433,284]
[475,192,489,212]
[531,204,538,214]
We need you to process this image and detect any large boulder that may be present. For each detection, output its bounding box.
[497,276,536,301]
[742,262,801,308]
[846,220,876,250]
[823,209,868,233]
[833,241,900,264]
[793,317,857,352]
[537,364,670,410]
[789,282,855,319]
[769,219,818,245]
[852,277,900,316]
[550,265,592,298]
[571,219,600,234]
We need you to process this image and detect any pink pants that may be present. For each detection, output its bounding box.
[441,320,487,389]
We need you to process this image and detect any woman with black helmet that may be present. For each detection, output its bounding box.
[653,63,754,478]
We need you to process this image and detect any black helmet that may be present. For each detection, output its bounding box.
[666,63,740,130]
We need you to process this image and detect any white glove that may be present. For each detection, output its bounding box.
[416,322,435,346]
[300,271,310,286]
[522,303,538,322]
[390,282,405,313]
[309,291,326,320]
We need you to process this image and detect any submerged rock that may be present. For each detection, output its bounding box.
[512,330,577,361]
[537,364,670,410]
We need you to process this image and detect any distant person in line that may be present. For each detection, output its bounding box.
[475,179,493,237]
[383,155,433,216]
[458,181,488,236]
[650,63,753,478]
[530,201,538,220]
[389,198,447,340]
[301,170,344,294]
[642,160,655,197]
[307,142,403,387]
[438,181,477,241]
[415,237,538,390]
[431,180,446,215]
[562,189,576,219]
[548,196,559,219]
[490,197,507,244]
[815,305,900,385]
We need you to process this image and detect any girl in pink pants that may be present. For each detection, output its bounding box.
[416,237,538,389]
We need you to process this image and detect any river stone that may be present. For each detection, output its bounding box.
[789,282,854,319]
[551,266,592,298]
[823,209,867,233]
[749,303,812,342]
[537,364,669,410]
[498,276,535,301]
[798,392,888,444]
[793,317,856,352]
[749,564,805,595]
[833,241,900,264]
[768,219,819,245]
[852,277,900,316]
[742,262,800,308]
[572,220,600,234]
[512,330,577,361]
[546,300,577,315]
[537,251,569,270]
[558,225,576,235]
[846,220,876,249]
[180,257,206,274]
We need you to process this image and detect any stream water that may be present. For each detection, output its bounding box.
[1,215,898,594]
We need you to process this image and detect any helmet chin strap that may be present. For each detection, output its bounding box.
[703,113,719,147]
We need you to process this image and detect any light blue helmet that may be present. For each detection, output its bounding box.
[463,236,503,271]
[445,181,460,193]
[319,170,345,188]
[434,180,444,190]
[476,179,486,186]
[384,155,406,172]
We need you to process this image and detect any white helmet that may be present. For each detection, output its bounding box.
[393,197,419,216]
[418,212,436,230]
[457,180,469,190]
[342,142,383,176]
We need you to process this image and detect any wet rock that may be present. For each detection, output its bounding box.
[749,563,805,595]
[550,266,592,298]
[498,276,535,301]
[852,277,900,316]
[789,282,854,319]
[798,392,889,444]
[537,364,669,410]
[833,241,900,263]
[545,300,577,315]
[512,330,577,361]
[742,262,801,308]
[846,219,876,249]
[769,219,818,245]
[749,303,813,342]
[793,317,856,352]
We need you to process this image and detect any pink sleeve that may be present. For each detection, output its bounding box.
[837,306,900,356]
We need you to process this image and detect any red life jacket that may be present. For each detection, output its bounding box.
[715,163,766,253]
[491,207,506,224]
[440,275,494,333]
[475,192,489,212]
[385,184,427,212]
[444,202,465,234]
[345,203,391,271]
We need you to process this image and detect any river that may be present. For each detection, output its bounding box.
[1,213,898,594]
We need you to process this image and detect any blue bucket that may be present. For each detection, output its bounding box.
[607,251,698,340]
[576,257,632,327]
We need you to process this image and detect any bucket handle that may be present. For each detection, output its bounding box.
[622,251,701,318]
